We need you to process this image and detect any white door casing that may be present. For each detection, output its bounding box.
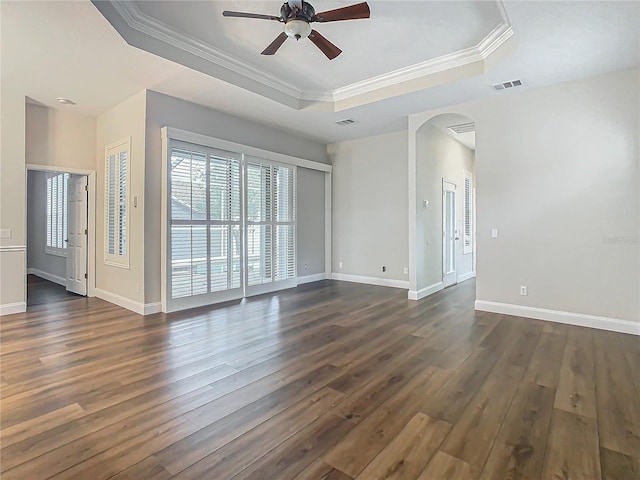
[66,175,88,295]
[443,180,457,288]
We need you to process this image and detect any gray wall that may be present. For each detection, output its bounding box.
[144,90,330,303]
[411,67,640,322]
[329,130,409,282]
[27,170,66,282]
[297,167,325,277]
[416,124,475,290]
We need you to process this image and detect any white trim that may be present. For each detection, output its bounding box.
[0,302,26,316]
[457,271,476,283]
[0,245,26,252]
[408,281,444,301]
[331,273,409,290]
[26,164,97,297]
[324,171,332,278]
[143,302,162,315]
[27,268,65,287]
[104,137,131,269]
[475,300,640,336]
[297,273,328,285]
[107,0,512,108]
[161,127,332,173]
[95,288,144,315]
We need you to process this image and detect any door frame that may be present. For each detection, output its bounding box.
[442,179,457,288]
[26,164,96,297]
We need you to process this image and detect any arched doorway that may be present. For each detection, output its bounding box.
[409,113,476,300]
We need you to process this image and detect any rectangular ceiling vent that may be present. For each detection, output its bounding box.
[447,122,475,134]
[492,79,523,91]
[335,118,358,126]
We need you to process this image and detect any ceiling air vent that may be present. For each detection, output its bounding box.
[447,122,475,134]
[335,118,358,126]
[492,79,523,91]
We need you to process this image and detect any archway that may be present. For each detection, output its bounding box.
[409,113,476,300]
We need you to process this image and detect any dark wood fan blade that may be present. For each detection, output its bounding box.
[313,2,370,22]
[222,11,282,21]
[308,30,342,59]
[261,32,289,55]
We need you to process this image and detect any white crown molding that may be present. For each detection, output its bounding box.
[475,300,640,336]
[111,1,303,99]
[106,0,513,108]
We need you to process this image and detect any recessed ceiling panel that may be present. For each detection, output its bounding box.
[132,0,504,91]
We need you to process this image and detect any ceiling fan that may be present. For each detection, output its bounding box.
[222,0,370,60]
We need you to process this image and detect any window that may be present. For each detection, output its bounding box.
[463,170,473,255]
[166,140,296,311]
[46,172,69,256]
[105,138,130,268]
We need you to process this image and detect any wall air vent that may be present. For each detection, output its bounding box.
[447,122,475,134]
[492,79,523,91]
[335,118,358,126]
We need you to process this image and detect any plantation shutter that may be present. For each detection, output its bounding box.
[104,138,130,268]
[46,172,69,254]
[463,171,473,255]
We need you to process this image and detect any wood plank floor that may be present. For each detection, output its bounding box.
[1,279,638,479]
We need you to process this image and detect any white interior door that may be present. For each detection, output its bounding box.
[66,175,88,295]
[443,181,457,288]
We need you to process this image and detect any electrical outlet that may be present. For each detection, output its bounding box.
[382,266,386,272]
[520,286,528,296]
[304,263,308,270]
[339,262,343,269]
[403,267,408,274]
[491,228,499,238]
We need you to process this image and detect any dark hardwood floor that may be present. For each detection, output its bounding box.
[26,274,83,306]
[1,279,638,479]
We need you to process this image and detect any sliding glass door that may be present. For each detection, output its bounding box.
[166,141,295,312]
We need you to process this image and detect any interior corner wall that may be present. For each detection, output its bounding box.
[95,91,146,306]
[416,124,475,291]
[410,66,640,323]
[329,129,409,283]
[143,90,330,304]
[26,171,66,282]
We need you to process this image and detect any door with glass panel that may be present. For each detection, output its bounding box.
[166,143,296,312]
[168,143,242,311]
[245,159,296,296]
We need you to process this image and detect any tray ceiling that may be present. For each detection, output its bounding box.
[94,0,513,110]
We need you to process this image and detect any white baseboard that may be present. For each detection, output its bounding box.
[27,267,65,286]
[95,288,143,315]
[475,300,640,336]
[408,281,444,300]
[297,273,329,285]
[0,302,27,316]
[331,273,409,290]
[457,271,476,283]
[143,302,162,315]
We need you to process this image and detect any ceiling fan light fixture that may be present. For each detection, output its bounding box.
[284,19,312,39]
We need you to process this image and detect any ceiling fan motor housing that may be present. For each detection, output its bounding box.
[280,1,316,22]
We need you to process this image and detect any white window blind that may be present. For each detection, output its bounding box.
[46,172,69,256]
[246,159,295,287]
[169,145,242,299]
[463,170,473,255]
[105,138,130,268]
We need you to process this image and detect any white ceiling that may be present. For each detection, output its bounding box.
[2,1,639,144]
